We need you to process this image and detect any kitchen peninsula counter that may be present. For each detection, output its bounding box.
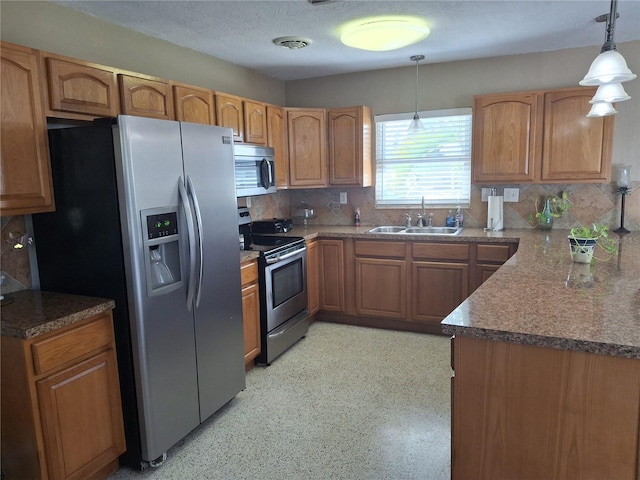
[277,225,640,358]
[1,289,115,339]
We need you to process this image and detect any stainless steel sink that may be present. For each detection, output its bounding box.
[366,225,463,235]
[366,226,406,233]
[402,226,463,235]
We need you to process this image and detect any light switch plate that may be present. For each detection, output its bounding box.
[481,188,491,202]
[340,192,348,204]
[504,188,519,202]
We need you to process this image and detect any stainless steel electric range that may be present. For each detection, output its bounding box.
[238,208,309,364]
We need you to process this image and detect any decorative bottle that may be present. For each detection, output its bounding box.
[454,207,464,227]
[539,196,554,230]
[354,208,361,227]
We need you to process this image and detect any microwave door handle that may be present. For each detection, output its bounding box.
[178,177,197,311]
[267,159,273,186]
[260,158,270,189]
[186,176,204,308]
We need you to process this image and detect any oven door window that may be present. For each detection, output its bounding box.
[271,257,304,308]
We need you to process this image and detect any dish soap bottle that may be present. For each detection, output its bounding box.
[354,207,361,227]
[454,206,464,227]
[446,210,455,227]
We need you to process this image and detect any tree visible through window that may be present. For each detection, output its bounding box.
[375,108,472,208]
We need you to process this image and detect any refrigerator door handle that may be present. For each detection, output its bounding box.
[186,175,204,308]
[179,177,197,311]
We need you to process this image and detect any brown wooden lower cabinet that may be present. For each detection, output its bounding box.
[306,240,320,317]
[411,261,468,323]
[1,311,125,480]
[451,335,640,480]
[319,239,345,312]
[240,259,260,369]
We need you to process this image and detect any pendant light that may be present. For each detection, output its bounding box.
[408,55,425,132]
[580,0,636,116]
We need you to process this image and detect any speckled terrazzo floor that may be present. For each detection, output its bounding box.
[108,322,451,480]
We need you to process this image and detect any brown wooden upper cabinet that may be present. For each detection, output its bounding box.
[44,55,119,118]
[472,92,541,184]
[173,83,216,125]
[243,100,267,145]
[472,86,613,184]
[215,93,244,142]
[266,105,289,189]
[0,42,54,216]
[287,108,327,188]
[118,73,174,120]
[541,88,613,182]
[328,106,373,187]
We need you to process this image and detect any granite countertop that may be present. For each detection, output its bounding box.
[266,224,640,359]
[1,290,115,339]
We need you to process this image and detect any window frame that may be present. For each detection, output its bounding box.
[374,107,472,209]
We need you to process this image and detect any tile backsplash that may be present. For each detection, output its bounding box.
[5,181,637,295]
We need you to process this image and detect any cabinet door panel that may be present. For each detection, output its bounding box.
[173,85,215,125]
[541,88,612,182]
[306,241,320,317]
[241,282,260,364]
[412,261,468,323]
[215,94,244,142]
[37,349,125,480]
[287,109,327,188]
[472,93,540,183]
[355,258,406,318]
[244,100,267,145]
[267,105,289,188]
[1,43,54,215]
[319,239,344,312]
[46,57,118,117]
[118,74,174,120]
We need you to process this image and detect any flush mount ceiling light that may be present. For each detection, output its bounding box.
[340,16,430,51]
[273,36,313,50]
[580,0,636,116]
[408,55,425,132]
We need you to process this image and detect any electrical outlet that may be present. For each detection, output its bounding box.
[504,188,519,203]
[481,188,491,202]
[340,192,348,204]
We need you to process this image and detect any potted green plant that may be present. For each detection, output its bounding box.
[567,224,617,264]
[528,192,572,229]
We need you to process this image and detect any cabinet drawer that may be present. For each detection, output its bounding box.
[240,260,258,287]
[413,243,469,261]
[477,244,512,263]
[355,240,405,258]
[31,313,113,375]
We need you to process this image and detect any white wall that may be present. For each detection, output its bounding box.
[0,0,285,105]
[286,41,640,180]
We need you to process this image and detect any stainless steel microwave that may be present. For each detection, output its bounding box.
[234,144,276,197]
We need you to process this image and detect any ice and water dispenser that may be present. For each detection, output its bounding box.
[141,208,182,296]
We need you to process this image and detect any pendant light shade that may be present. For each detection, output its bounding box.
[580,50,636,86]
[408,55,425,132]
[590,82,631,103]
[586,101,617,117]
[579,0,636,117]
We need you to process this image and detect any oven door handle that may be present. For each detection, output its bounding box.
[264,246,306,265]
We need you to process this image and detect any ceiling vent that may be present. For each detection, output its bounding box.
[273,36,313,50]
[308,0,341,5]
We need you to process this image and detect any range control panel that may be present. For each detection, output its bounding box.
[146,212,178,239]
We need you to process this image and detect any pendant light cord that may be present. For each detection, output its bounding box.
[410,55,424,120]
[601,0,618,52]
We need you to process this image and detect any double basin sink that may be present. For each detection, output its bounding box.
[367,226,463,236]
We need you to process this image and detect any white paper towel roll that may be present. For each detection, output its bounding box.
[487,196,504,231]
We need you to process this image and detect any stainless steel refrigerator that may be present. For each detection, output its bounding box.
[32,115,245,469]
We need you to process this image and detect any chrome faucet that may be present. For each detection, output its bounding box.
[416,213,425,226]
[427,212,434,227]
[405,213,412,227]
[416,196,429,226]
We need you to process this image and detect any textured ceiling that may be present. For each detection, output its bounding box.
[55,0,640,81]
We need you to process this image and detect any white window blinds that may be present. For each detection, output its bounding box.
[375,108,472,208]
